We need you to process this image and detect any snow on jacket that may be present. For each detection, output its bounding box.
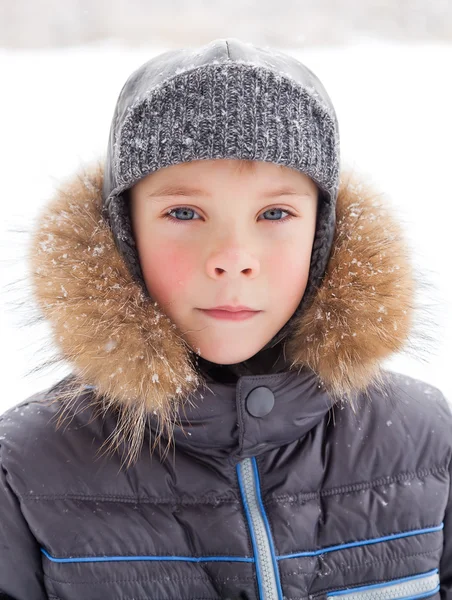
[0,163,451,600]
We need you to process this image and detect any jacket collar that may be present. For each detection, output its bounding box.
[28,162,415,468]
[157,366,334,463]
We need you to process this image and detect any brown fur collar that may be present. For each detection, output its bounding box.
[27,161,415,466]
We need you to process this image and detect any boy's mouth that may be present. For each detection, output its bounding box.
[202,305,258,312]
[197,307,261,321]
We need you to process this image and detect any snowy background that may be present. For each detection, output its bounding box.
[1,39,451,411]
[3,0,452,49]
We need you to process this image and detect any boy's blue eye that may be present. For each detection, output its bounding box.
[263,208,288,221]
[167,207,200,220]
[163,206,295,224]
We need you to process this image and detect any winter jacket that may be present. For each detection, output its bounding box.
[0,164,451,600]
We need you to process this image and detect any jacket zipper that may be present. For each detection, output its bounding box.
[237,457,283,600]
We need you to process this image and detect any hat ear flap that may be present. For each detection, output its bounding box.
[106,190,148,296]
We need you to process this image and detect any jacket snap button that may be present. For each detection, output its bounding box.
[246,386,275,418]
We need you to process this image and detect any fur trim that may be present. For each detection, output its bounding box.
[27,161,415,467]
[286,173,415,398]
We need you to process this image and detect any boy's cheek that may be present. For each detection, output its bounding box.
[267,253,310,301]
[140,242,196,304]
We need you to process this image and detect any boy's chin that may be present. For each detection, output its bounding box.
[190,343,266,365]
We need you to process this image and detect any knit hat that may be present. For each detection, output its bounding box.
[101,37,340,354]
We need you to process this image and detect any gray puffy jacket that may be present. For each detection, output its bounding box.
[1,153,451,599]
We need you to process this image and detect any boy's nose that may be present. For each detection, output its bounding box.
[205,249,260,279]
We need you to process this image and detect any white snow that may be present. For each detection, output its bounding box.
[0,40,451,410]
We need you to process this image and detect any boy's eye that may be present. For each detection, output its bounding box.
[262,208,291,221]
[166,207,201,221]
[163,206,295,223]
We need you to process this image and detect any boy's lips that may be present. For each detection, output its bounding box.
[197,308,261,321]
[201,305,258,312]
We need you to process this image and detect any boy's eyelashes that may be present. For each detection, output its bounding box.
[160,205,298,225]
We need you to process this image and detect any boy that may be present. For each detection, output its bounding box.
[0,37,451,600]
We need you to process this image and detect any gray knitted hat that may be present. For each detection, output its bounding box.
[101,37,340,352]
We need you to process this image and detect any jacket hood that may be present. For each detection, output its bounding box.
[27,161,416,467]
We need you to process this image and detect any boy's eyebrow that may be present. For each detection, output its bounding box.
[146,184,311,200]
[146,185,211,199]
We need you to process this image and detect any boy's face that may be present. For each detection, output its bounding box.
[130,159,318,365]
